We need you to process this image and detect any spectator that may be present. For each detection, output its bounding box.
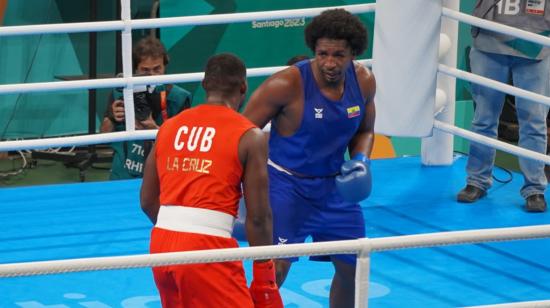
[457,0,550,212]
[101,36,192,180]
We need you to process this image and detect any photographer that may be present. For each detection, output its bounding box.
[101,36,192,180]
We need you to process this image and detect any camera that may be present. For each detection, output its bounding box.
[133,89,152,121]
[114,81,159,122]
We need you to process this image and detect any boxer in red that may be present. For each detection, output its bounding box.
[140,53,283,308]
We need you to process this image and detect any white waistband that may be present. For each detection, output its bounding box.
[268,159,293,176]
[155,206,235,238]
[268,158,338,178]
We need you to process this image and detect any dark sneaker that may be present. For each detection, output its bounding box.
[525,194,547,213]
[457,185,487,203]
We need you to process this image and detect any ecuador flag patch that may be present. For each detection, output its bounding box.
[347,105,361,118]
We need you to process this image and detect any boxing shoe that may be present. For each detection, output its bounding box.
[457,185,486,203]
[525,194,547,213]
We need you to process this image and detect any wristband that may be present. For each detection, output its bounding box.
[253,260,276,282]
[352,153,370,165]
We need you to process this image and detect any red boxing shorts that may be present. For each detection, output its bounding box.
[150,227,254,308]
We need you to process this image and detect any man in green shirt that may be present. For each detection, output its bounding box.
[101,36,191,180]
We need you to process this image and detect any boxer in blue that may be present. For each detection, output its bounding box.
[243,9,375,308]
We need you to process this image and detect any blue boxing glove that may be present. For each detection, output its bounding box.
[335,153,372,203]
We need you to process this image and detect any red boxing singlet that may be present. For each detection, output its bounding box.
[155,104,256,217]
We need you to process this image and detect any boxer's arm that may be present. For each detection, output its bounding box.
[140,143,160,224]
[348,65,376,157]
[337,66,376,203]
[240,128,282,307]
[243,67,299,129]
[239,127,272,247]
[348,100,375,157]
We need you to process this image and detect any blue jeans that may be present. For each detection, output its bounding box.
[467,48,550,198]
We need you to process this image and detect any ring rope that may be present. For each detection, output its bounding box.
[464,300,550,308]
[442,7,550,48]
[434,121,550,165]
[0,131,155,152]
[0,60,372,96]
[1,224,549,278]
[0,59,372,152]
[0,4,375,37]
[438,64,550,108]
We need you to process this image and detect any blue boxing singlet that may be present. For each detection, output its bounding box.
[268,60,366,177]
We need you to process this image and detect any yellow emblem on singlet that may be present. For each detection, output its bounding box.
[347,105,360,118]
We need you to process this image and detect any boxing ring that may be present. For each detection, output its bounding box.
[1,1,550,307]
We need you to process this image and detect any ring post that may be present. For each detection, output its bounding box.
[421,0,460,165]
[354,238,372,308]
[120,0,135,132]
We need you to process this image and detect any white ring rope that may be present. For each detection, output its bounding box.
[464,300,550,308]
[1,224,549,278]
[0,131,157,152]
[442,7,550,48]
[438,64,550,108]
[131,4,375,31]
[435,7,550,165]
[434,120,550,165]
[0,59,372,151]
[0,4,375,37]
[0,62,372,95]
